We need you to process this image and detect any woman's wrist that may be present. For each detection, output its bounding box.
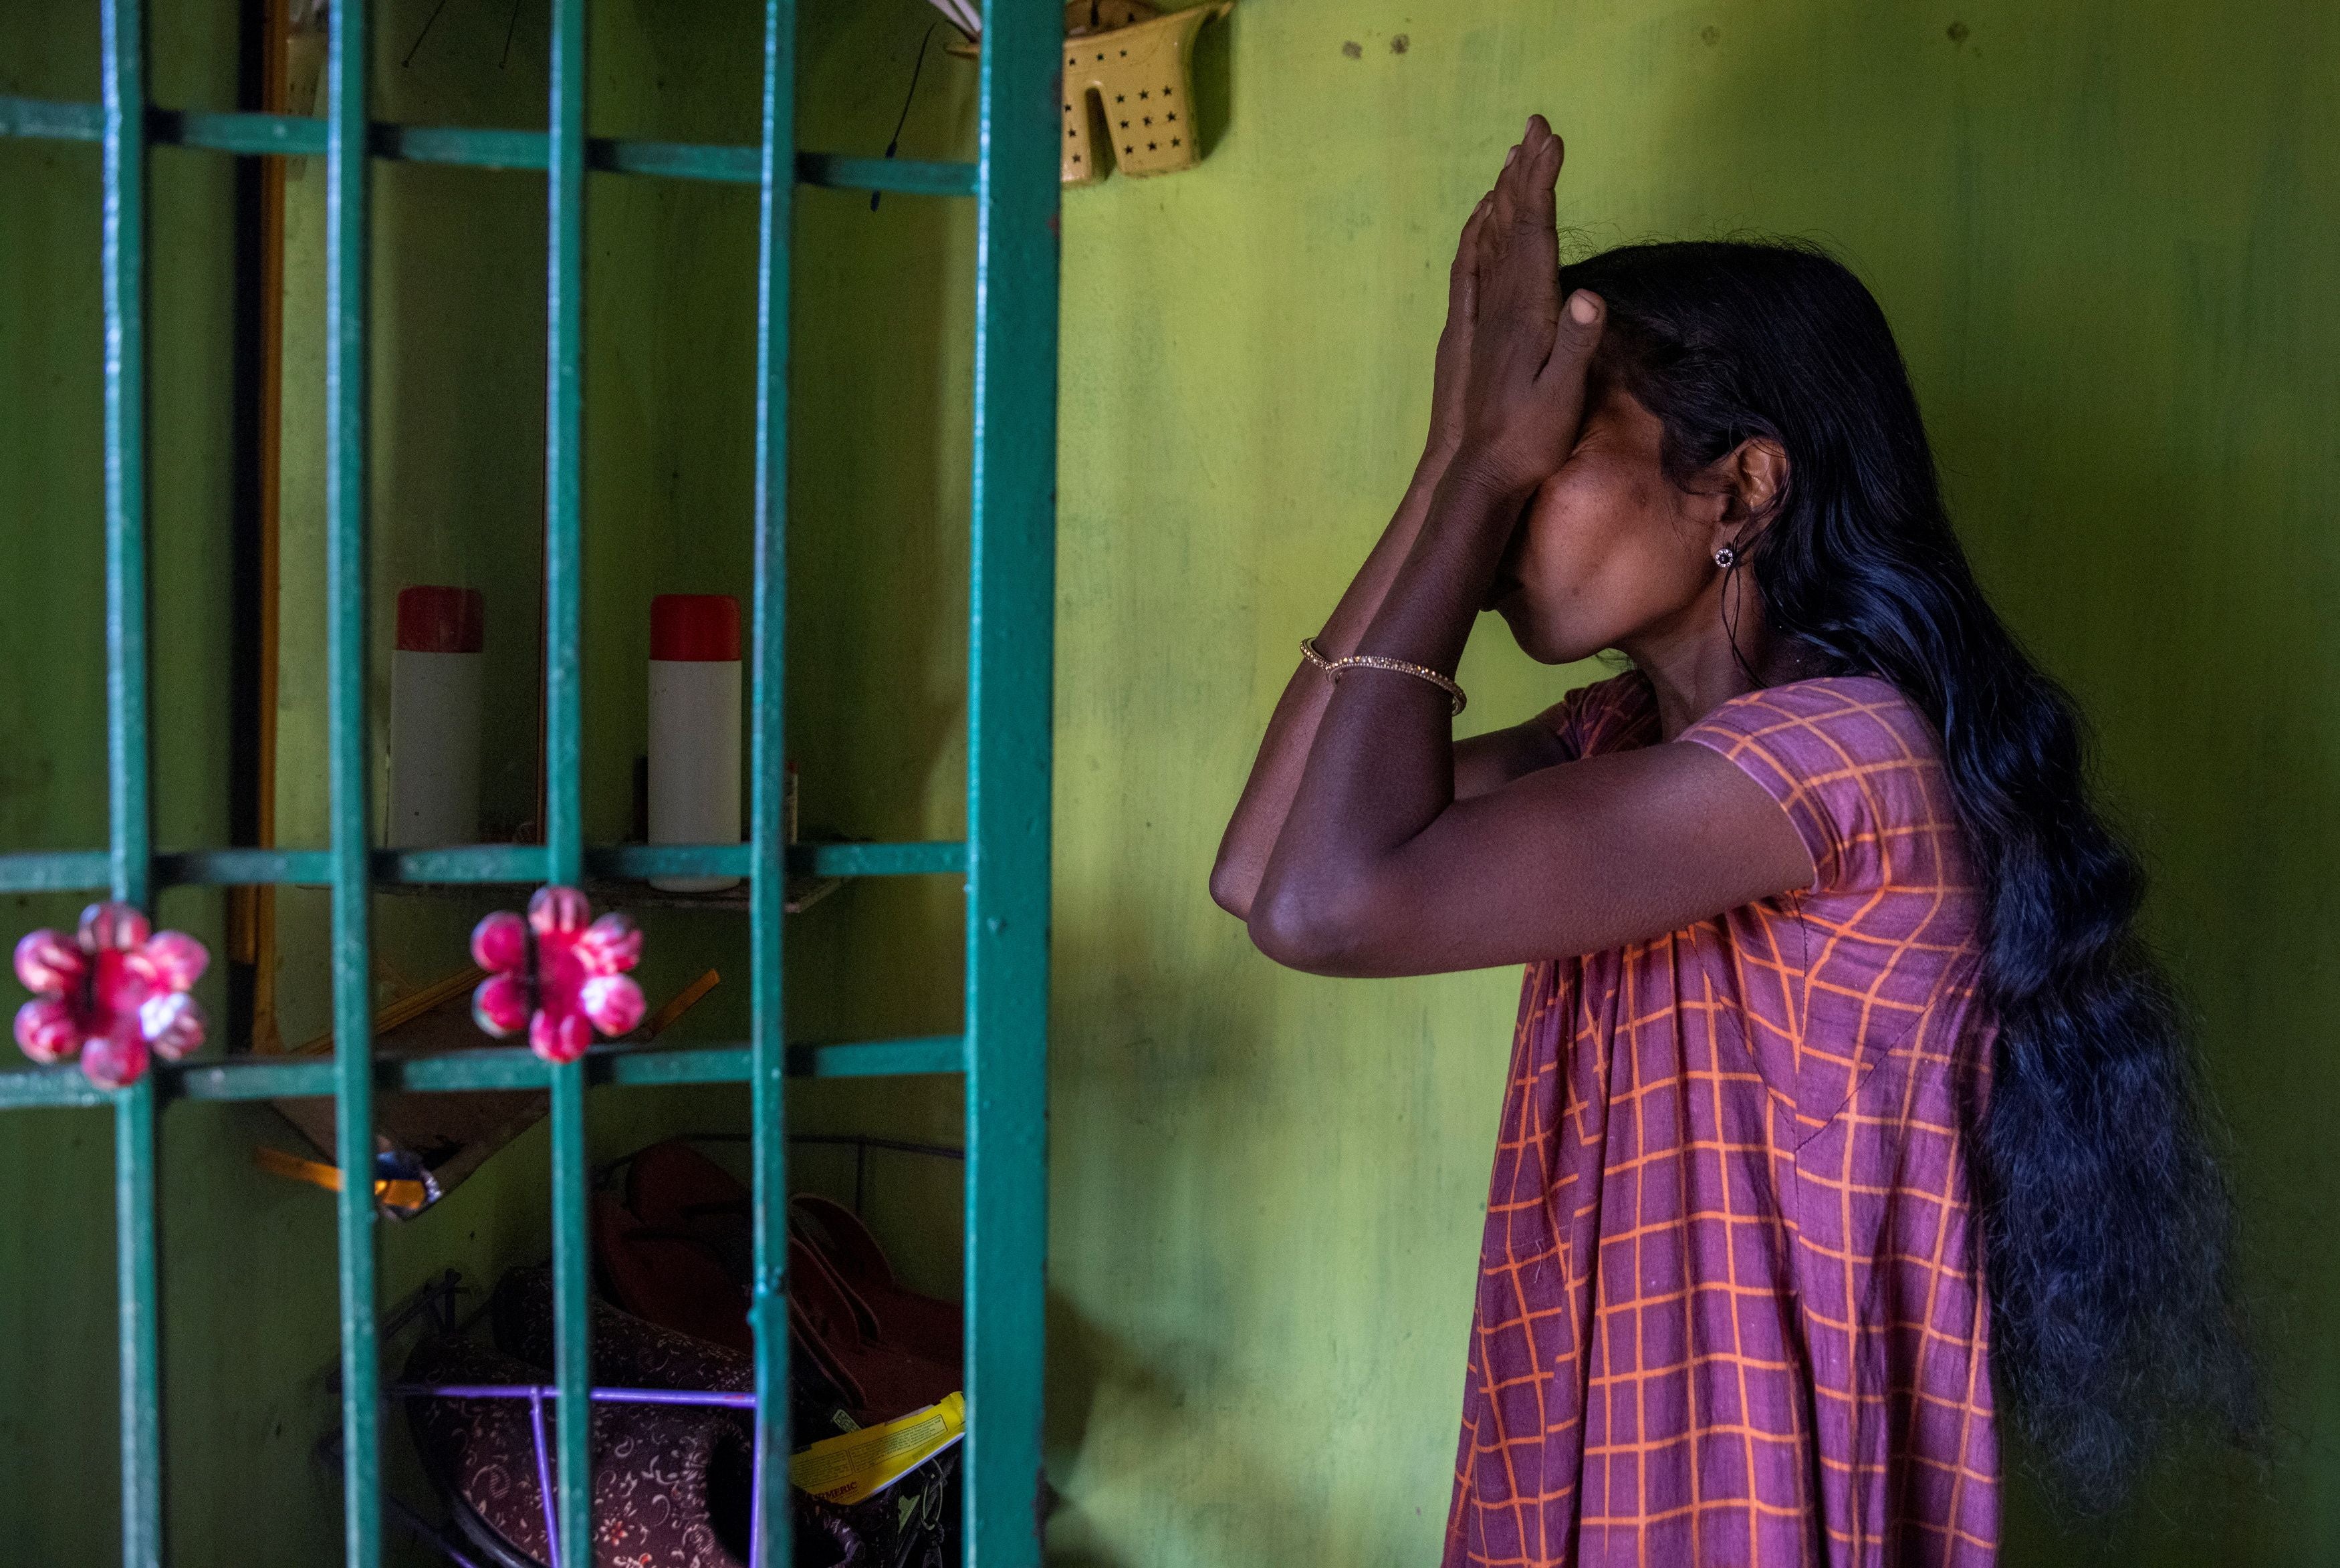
[1411,438,1460,498]
[1431,457,1536,528]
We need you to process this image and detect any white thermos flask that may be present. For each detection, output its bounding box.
[386,585,484,847]
[648,594,742,892]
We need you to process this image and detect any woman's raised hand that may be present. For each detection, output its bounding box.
[1443,116,1603,503]
[1423,176,1489,467]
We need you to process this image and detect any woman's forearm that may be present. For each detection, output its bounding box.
[1245,474,1523,958]
[1231,118,1614,974]
[1249,253,1605,948]
[1209,450,1453,920]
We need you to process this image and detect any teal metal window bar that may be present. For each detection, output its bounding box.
[0,1,1058,1563]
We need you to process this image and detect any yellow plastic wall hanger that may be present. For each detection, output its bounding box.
[1060,2,1233,185]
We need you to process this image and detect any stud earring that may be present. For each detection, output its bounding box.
[1713,544,1738,569]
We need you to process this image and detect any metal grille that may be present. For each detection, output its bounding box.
[0,2,1058,1563]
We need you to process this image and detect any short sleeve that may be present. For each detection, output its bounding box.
[1531,672,1659,763]
[1679,677,1956,897]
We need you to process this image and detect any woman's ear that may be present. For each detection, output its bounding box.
[1710,437,1790,550]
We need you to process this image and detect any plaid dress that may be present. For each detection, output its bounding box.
[1444,674,1999,1568]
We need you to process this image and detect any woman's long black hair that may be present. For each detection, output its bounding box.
[1559,239,2256,1507]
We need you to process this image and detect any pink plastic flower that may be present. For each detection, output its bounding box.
[12,902,209,1089]
[469,886,645,1063]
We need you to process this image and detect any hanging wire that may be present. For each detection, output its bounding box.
[396,0,525,70]
[872,21,945,212]
[400,0,455,66]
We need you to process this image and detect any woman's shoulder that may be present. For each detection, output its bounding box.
[1540,670,1946,777]
[1684,674,1943,770]
[1683,674,1960,895]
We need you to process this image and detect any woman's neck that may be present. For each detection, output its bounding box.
[1622,585,1821,739]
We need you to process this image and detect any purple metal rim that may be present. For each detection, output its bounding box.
[391,1382,757,1408]
[528,1392,562,1568]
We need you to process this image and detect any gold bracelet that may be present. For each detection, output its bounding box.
[1298,636,1334,672]
[1322,652,1467,715]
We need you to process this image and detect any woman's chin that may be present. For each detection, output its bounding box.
[1490,601,1600,668]
[1490,602,1553,664]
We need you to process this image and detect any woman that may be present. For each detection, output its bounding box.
[1211,116,2252,1566]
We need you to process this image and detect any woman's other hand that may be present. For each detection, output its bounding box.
[1447,116,1604,504]
[1210,116,1604,927]
[1423,178,1490,469]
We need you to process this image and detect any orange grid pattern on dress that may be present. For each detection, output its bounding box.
[1443,674,1999,1568]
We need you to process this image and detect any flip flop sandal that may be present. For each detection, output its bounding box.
[626,1142,965,1370]
[788,1193,965,1371]
[614,1142,957,1418]
[404,1333,753,1568]
[593,1189,756,1356]
[786,1233,959,1422]
[625,1140,757,1289]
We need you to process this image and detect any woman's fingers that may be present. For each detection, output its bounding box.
[1436,118,1589,495]
[1426,190,1496,457]
[1481,120,1562,344]
[1514,126,1565,322]
[1487,117,1553,235]
[1505,117,1560,246]
[1488,133,1528,233]
[1522,117,1563,231]
[1542,289,1605,384]
[1449,194,1492,328]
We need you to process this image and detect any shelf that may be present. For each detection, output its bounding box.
[0,96,978,198]
[0,839,966,894]
[371,874,844,914]
[0,1033,967,1110]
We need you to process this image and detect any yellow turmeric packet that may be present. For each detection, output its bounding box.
[789,1392,965,1505]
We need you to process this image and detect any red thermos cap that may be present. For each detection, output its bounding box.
[395,585,485,654]
[651,594,742,662]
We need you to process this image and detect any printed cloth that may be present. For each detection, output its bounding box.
[1444,674,1999,1567]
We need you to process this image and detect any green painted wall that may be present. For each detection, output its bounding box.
[1043,2,2340,1566]
[5,0,2339,1565]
